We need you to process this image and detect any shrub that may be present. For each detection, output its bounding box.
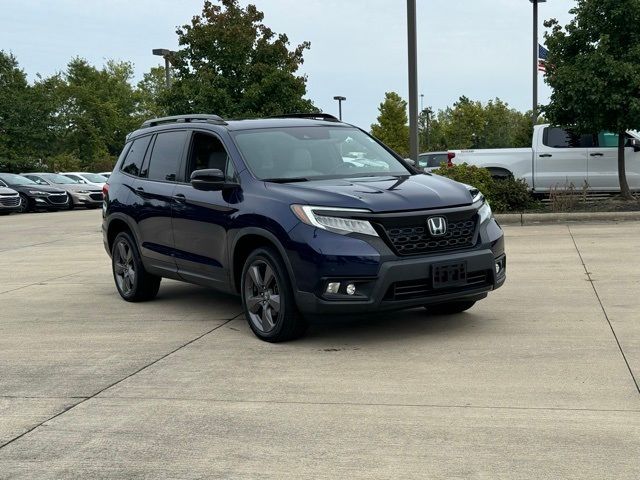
[432,163,534,212]
[47,153,82,172]
[0,157,48,173]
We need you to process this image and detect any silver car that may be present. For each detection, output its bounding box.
[0,179,22,215]
[21,173,103,209]
[61,172,108,189]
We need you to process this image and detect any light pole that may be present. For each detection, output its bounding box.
[333,96,346,120]
[407,0,419,163]
[152,48,176,88]
[530,0,546,124]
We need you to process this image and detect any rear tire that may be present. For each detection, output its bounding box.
[425,300,476,315]
[241,247,307,342]
[111,231,161,302]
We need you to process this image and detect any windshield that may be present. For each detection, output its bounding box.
[80,173,107,183]
[42,173,79,184]
[232,126,411,181]
[0,173,37,186]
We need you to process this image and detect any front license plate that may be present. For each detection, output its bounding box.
[432,262,467,289]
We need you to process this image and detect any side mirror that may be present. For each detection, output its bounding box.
[190,168,226,191]
[404,158,416,167]
[627,138,640,153]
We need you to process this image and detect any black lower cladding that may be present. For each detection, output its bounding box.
[375,209,478,256]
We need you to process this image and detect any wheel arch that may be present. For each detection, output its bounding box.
[230,228,296,295]
[105,213,141,255]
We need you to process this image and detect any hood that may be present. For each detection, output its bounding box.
[0,187,18,195]
[52,183,102,193]
[8,184,67,195]
[265,174,473,213]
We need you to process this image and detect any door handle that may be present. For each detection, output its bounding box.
[539,154,553,158]
[136,186,144,192]
[173,193,186,203]
[590,153,604,157]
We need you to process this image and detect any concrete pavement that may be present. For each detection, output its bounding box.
[0,210,638,479]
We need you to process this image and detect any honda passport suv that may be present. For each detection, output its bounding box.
[103,114,505,342]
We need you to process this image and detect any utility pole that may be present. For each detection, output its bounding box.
[333,96,346,120]
[530,0,546,124]
[407,0,419,162]
[152,48,176,88]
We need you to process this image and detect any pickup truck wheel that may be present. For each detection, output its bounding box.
[111,231,161,302]
[425,301,476,315]
[241,247,307,342]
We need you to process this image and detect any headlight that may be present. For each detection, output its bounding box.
[464,184,492,223]
[478,202,492,224]
[291,205,379,237]
[28,190,50,196]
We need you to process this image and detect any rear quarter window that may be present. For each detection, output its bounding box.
[121,136,152,177]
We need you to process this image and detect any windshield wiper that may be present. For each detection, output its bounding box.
[263,177,309,183]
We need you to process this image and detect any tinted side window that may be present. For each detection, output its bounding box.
[597,132,619,148]
[186,132,229,179]
[147,131,188,182]
[543,128,593,148]
[121,136,152,177]
[419,154,447,168]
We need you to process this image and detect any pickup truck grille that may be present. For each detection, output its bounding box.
[376,210,478,256]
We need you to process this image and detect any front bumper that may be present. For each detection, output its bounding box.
[287,215,506,315]
[33,194,69,209]
[295,249,505,314]
[70,191,103,206]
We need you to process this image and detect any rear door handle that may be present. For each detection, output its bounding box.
[590,153,604,157]
[539,154,553,158]
[173,193,186,203]
[136,186,145,192]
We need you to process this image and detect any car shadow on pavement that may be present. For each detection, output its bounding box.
[301,308,485,344]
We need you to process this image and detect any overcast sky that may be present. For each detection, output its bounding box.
[1,0,574,128]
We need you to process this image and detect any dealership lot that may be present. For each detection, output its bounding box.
[0,210,638,478]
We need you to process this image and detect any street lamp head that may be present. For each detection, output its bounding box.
[333,96,346,101]
[152,48,174,57]
[529,0,546,3]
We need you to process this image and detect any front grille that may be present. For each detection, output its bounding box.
[48,194,68,204]
[384,270,491,301]
[89,193,103,201]
[0,195,20,207]
[377,211,478,256]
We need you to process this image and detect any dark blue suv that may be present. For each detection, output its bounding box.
[103,114,505,341]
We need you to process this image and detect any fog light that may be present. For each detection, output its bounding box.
[326,282,340,294]
[495,263,500,274]
[346,283,356,296]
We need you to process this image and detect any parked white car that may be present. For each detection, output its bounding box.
[0,179,22,215]
[61,172,108,189]
[449,124,640,192]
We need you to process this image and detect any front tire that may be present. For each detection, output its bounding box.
[111,231,161,302]
[425,300,476,315]
[241,247,307,342]
[17,194,32,213]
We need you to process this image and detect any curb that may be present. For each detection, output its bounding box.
[495,211,640,226]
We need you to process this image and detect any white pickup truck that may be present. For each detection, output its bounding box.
[450,124,640,192]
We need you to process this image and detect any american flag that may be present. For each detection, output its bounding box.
[538,44,549,73]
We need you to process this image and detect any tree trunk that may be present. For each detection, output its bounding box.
[617,130,633,200]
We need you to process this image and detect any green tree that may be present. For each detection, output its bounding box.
[543,0,640,199]
[0,51,54,160]
[163,0,315,117]
[50,58,142,167]
[137,66,168,119]
[427,97,532,151]
[370,92,409,156]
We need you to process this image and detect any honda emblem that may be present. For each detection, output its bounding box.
[427,217,447,236]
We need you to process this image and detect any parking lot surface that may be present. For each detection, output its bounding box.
[0,210,639,479]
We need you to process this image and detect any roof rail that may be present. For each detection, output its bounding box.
[141,114,227,128]
[270,112,340,122]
